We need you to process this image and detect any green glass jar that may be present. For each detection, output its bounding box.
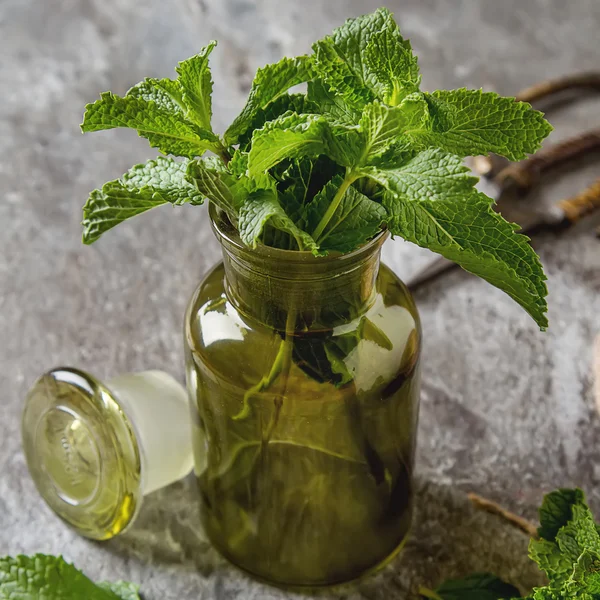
[184,206,421,587]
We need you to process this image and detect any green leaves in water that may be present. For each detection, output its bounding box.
[80,6,552,328]
[292,314,393,387]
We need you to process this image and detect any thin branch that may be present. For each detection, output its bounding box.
[468,492,538,538]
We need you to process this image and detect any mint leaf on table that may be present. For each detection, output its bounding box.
[537,489,586,541]
[529,488,600,596]
[81,91,221,158]
[98,581,142,600]
[238,189,319,254]
[428,488,600,600]
[224,56,314,145]
[305,175,386,252]
[175,41,218,131]
[527,489,600,598]
[420,573,520,600]
[0,554,140,600]
[83,157,203,243]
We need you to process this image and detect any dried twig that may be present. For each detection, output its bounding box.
[558,177,600,224]
[468,492,539,538]
[474,72,600,179]
[495,130,600,191]
[515,71,600,104]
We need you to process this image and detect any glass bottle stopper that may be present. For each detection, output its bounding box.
[21,367,193,540]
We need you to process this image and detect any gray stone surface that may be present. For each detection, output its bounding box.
[1,0,599,598]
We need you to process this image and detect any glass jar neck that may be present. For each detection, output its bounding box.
[210,208,386,330]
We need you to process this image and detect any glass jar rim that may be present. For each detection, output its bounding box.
[208,202,389,267]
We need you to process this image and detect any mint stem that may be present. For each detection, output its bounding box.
[233,305,296,421]
[312,170,358,242]
[217,146,232,166]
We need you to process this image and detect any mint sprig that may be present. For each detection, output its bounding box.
[420,488,600,600]
[0,554,141,599]
[80,6,553,329]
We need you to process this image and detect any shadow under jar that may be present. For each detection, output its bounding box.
[184,205,422,588]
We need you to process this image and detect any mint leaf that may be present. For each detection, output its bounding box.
[98,581,142,600]
[538,489,586,541]
[428,488,600,600]
[322,125,365,168]
[229,150,249,176]
[363,27,420,105]
[186,156,241,215]
[307,79,361,125]
[186,156,275,218]
[382,187,548,329]
[424,573,520,600]
[527,488,600,599]
[176,41,217,131]
[566,549,600,596]
[312,37,375,111]
[361,149,479,201]
[529,537,576,590]
[358,100,425,162]
[238,189,319,254]
[0,554,127,599]
[555,503,600,564]
[314,97,429,169]
[127,77,185,113]
[83,157,200,243]
[81,92,220,158]
[237,94,317,149]
[362,150,547,329]
[306,176,385,252]
[225,56,314,144]
[248,112,328,175]
[276,155,343,201]
[312,7,399,108]
[271,156,344,234]
[416,89,553,160]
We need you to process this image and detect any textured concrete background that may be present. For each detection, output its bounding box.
[1,0,599,598]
